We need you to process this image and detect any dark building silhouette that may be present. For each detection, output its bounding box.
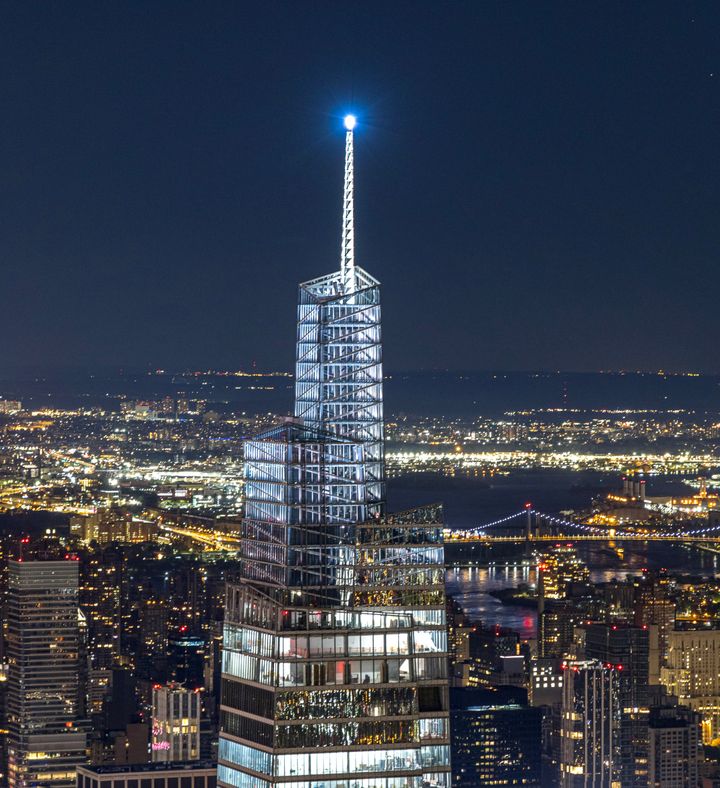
[451,687,541,787]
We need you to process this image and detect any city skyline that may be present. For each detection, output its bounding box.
[2,3,720,374]
[2,5,720,786]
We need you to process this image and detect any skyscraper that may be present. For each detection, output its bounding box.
[218,117,451,788]
[6,559,87,788]
[559,660,620,788]
[584,623,650,788]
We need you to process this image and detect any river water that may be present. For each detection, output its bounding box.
[387,468,720,641]
[445,542,720,640]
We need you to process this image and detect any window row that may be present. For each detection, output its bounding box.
[275,687,416,720]
[224,628,446,662]
[220,680,273,719]
[274,748,422,778]
[275,656,447,688]
[276,719,417,749]
[218,738,272,775]
[220,710,273,747]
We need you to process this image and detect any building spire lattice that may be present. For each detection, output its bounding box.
[340,119,355,292]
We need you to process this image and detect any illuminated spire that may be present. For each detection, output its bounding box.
[341,115,356,292]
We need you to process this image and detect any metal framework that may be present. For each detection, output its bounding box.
[341,126,355,292]
[218,121,451,788]
[294,265,384,514]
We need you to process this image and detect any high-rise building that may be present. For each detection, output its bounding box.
[79,545,122,670]
[6,559,87,787]
[450,687,541,787]
[633,572,675,673]
[559,660,620,788]
[648,704,702,788]
[151,684,200,763]
[217,117,451,788]
[661,628,720,742]
[538,545,589,600]
[584,623,650,788]
[538,603,578,658]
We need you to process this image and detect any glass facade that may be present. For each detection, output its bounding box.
[220,497,451,788]
[294,266,384,514]
[218,133,450,788]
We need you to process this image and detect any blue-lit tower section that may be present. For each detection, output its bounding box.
[294,117,384,514]
[294,266,384,515]
[218,117,451,788]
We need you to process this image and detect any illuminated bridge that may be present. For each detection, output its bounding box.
[444,508,720,544]
[157,507,720,551]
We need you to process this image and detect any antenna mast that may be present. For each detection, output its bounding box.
[340,115,356,292]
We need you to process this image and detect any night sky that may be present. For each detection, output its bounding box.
[2,2,720,374]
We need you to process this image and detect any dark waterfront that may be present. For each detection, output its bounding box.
[387,468,720,641]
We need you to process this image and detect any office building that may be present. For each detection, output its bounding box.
[584,623,649,788]
[538,603,578,658]
[648,704,702,788]
[217,118,451,788]
[76,762,216,788]
[661,628,720,742]
[151,684,200,763]
[538,545,589,600]
[450,687,541,787]
[6,559,87,787]
[559,660,620,788]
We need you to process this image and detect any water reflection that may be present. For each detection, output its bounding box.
[446,563,537,640]
[446,542,720,642]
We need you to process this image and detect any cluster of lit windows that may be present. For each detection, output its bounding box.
[275,718,417,748]
[271,656,445,687]
[357,566,445,588]
[276,609,431,631]
[353,589,446,607]
[274,687,415,720]
[358,546,443,566]
[280,779,422,788]
[418,718,447,740]
[278,632,411,658]
[223,625,274,656]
